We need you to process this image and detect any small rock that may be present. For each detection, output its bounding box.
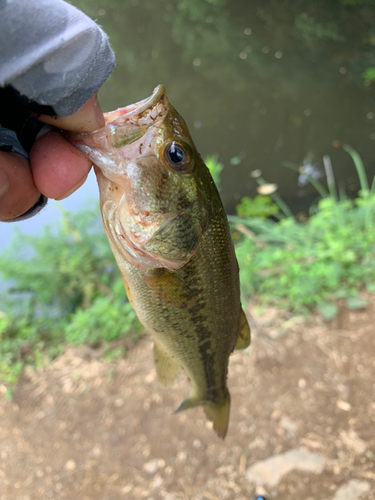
[121,485,133,494]
[248,436,266,450]
[92,445,102,457]
[143,459,160,475]
[279,416,298,436]
[151,474,163,489]
[246,446,325,487]
[337,383,350,400]
[176,451,187,464]
[332,480,370,500]
[339,430,366,455]
[255,486,268,497]
[336,400,351,412]
[165,466,173,476]
[65,460,76,471]
[298,378,306,389]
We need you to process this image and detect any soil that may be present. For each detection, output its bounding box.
[1,297,375,500]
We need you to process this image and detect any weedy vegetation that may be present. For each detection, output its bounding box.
[231,145,375,320]
[0,206,140,392]
[0,146,374,389]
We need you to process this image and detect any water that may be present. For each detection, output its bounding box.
[1,0,375,248]
[0,170,99,251]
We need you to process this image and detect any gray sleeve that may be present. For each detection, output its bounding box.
[0,126,28,158]
[0,0,115,116]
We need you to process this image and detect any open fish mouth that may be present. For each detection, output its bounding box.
[103,85,167,125]
[69,85,170,177]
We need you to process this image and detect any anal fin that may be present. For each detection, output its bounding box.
[234,307,251,350]
[153,341,181,387]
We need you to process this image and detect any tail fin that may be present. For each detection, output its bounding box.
[203,391,231,439]
[174,390,231,439]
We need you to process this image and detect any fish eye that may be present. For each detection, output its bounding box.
[163,142,192,172]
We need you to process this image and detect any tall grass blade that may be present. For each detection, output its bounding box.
[228,215,304,245]
[323,155,338,202]
[338,182,347,202]
[343,145,369,193]
[256,177,294,218]
[270,191,294,219]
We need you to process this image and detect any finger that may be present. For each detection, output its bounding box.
[30,131,92,200]
[37,94,105,133]
[0,151,41,221]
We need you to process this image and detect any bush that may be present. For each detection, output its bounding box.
[231,146,375,319]
[0,204,140,387]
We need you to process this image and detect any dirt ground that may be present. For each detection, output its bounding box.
[1,298,375,500]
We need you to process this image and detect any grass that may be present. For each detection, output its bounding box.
[231,145,375,319]
[0,205,141,391]
[0,146,373,389]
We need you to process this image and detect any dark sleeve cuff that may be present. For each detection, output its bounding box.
[0,126,29,159]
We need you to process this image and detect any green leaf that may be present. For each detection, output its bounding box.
[362,67,375,86]
[317,302,339,320]
[104,346,126,360]
[236,195,279,219]
[205,155,223,190]
[345,296,368,310]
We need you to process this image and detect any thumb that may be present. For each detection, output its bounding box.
[37,94,105,133]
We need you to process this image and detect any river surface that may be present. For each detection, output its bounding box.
[1,0,375,249]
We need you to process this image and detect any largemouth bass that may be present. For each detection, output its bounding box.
[71,86,250,438]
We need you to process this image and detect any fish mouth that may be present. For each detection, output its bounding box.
[104,85,167,125]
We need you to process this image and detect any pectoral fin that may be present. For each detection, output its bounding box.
[143,269,196,309]
[153,341,181,387]
[234,308,251,350]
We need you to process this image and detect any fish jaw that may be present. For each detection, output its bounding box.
[95,167,198,271]
[71,85,208,272]
[70,85,169,186]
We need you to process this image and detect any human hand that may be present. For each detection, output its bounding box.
[0,94,105,222]
[0,0,115,223]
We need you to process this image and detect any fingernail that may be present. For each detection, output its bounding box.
[36,94,105,133]
[54,174,88,200]
[92,95,105,129]
[0,169,10,198]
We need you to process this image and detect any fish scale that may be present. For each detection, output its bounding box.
[70,85,250,438]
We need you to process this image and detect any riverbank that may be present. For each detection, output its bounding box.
[1,300,374,499]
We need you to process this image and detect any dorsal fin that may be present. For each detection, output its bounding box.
[234,308,251,350]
